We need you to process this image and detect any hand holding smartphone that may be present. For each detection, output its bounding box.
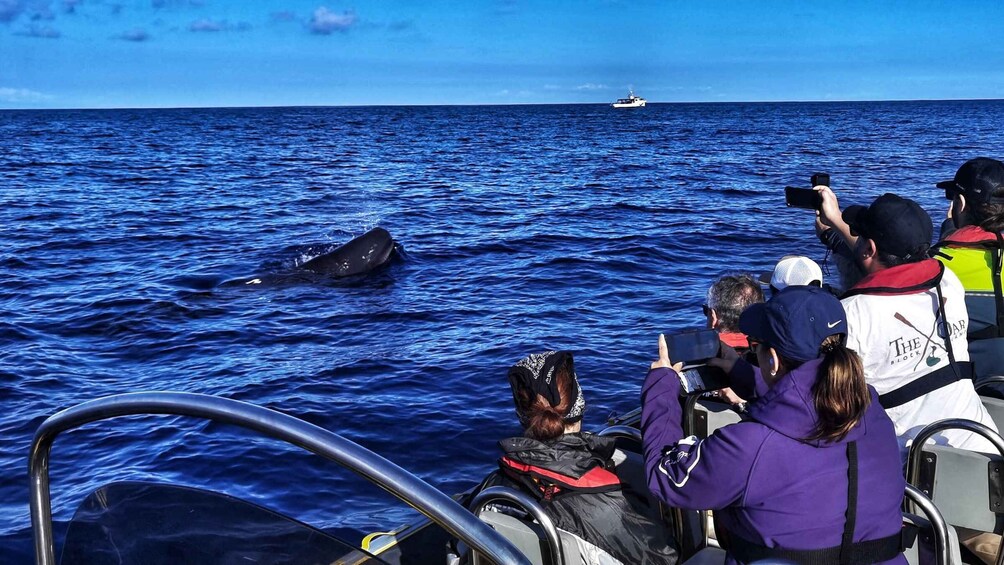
[662,328,731,394]
[785,173,829,211]
[785,186,822,210]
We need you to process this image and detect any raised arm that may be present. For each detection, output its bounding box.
[640,337,762,511]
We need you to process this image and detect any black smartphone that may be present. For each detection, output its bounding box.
[679,365,731,394]
[785,186,822,210]
[811,173,830,187]
[663,328,721,366]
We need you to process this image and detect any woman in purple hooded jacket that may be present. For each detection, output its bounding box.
[642,285,906,565]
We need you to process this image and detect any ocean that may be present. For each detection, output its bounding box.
[3,101,1003,561]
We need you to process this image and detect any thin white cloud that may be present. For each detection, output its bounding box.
[309,6,355,35]
[0,87,54,103]
[575,83,608,91]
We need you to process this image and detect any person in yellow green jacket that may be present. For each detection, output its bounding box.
[931,157,1004,388]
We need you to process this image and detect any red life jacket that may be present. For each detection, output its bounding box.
[498,456,621,501]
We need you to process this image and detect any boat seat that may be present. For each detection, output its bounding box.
[476,511,555,565]
[684,396,743,439]
[911,443,1003,533]
[907,419,1004,564]
[469,486,627,565]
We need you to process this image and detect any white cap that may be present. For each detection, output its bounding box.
[759,256,823,291]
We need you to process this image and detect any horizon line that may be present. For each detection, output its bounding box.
[3,96,1004,112]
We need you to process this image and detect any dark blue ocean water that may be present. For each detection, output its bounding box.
[3,101,1004,561]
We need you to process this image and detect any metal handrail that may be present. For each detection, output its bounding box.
[905,418,1004,565]
[596,424,642,443]
[904,484,952,565]
[469,486,564,565]
[28,392,531,565]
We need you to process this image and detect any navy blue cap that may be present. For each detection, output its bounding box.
[738,285,847,362]
[842,193,932,260]
[937,157,1004,204]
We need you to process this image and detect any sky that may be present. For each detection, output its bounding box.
[2,0,1004,109]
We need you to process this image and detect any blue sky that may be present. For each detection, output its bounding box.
[2,0,1003,109]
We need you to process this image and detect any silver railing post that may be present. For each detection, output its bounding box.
[904,484,951,565]
[905,418,1004,565]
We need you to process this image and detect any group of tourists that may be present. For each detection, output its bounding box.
[459,157,1004,565]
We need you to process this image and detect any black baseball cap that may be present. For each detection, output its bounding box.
[937,157,1004,204]
[842,193,932,260]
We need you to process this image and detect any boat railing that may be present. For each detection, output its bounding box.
[28,391,532,565]
[469,486,564,565]
[904,484,953,565]
[905,418,1004,565]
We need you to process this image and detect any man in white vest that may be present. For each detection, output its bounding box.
[816,189,997,458]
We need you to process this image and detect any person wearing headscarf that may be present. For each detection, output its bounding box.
[465,351,678,565]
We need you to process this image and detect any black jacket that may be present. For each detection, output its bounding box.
[468,432,679,565]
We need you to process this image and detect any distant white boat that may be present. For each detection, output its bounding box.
[612,90,646,108]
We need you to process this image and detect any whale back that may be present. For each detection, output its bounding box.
[302,227,395,277]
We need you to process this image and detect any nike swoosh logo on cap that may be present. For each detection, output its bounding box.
[827,321,841,328]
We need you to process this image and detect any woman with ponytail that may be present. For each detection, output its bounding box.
[465,351,679,564]
[642,286,906,565]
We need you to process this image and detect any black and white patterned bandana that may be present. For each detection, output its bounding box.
[507,350,586,427]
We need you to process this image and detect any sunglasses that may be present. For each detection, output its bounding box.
[747,338,765,351]
[702,304,711,316]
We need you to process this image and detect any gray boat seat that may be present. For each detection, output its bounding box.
[687,397,743,439]
[469,486,624,565]
[912,444,1003,533]
[907,419,1004,564]
[477,511,622,565]
[476,511,552,565]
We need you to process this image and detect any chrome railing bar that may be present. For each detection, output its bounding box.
[905,418,1004,565]
[469,486,564,565]
[29,392,531,565]
[904,484,951,565]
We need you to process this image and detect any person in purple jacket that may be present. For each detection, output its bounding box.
[642,285,906,565]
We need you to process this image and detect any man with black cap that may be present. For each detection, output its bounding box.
[816,188,997,458]
[931,157,1004,390]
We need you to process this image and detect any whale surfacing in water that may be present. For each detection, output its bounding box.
[301,227,396,277]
